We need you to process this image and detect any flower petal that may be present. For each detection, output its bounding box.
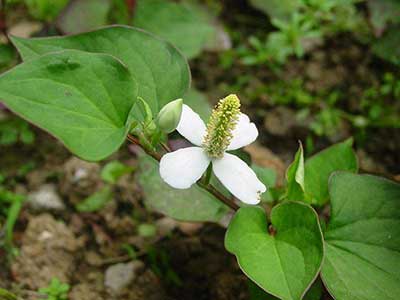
[160,147,210,189]
[212,153,266,204]
[227,113,258,150]
[176,104,206,146]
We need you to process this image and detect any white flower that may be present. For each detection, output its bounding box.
[159,96,266,205]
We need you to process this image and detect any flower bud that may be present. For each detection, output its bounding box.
[157,99,183,133]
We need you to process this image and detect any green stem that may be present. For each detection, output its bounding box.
[203,164,212,185]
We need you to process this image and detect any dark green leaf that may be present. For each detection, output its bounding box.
[10,25,190,121]
[321,172,400,300]
[304,139,357,205]
[0,50,137,161]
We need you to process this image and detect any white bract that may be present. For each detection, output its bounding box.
[159,95,266,205]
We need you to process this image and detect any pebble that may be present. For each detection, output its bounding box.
[27,184,65,212]
[104,261,144,294]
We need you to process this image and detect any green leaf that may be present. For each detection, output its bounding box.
[225,203,324,300]
[75,185,113,212]
[303,139,357,205]
[137,154,227,222]
[252,164,277,203]
[285,143,305,201]
[0,50,137,161]
[100,160,133,184]
[57,0,111,34]
[134,0,216,58]
[10,25,190,120]
[321,172,400,300]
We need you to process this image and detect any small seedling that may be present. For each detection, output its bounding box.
[38,278,70,300]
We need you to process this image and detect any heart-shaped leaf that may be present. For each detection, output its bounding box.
[0,50,137,161]
[10,25,190,120]
[321,172,400,300]
[137,154,228,222]
[225,203,324,300]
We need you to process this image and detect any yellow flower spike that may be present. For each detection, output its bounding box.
[203,94,241,158]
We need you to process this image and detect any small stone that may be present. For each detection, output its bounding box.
[104,261,143,294]
[155,217,178,237]
[9,21,42,38]
[28,184,65,212]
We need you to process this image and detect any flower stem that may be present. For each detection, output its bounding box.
[202,163,212,185]
[127,134,239,211]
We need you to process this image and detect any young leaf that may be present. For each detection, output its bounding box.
[10,25,190,120]
[137,154,227,222]
[75,186,113,212]
[285,142,305,201]
[303,139,357,205]
[0,50,137,161]
[321,172,400,300]
[100,160,133,184]
[225,203,324,300]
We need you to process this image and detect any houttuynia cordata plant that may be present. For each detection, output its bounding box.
[0,25,399,300]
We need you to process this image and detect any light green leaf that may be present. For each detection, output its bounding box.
[225,203,324,300]
[10,25,190,120]
[137,154,227,222]
[304,139,357,205]
[101,160,133,184]
[321,172,400,300]
[57,0,111,34]
[0,50,137,161]
[134,0,216,58]
[76,185,113,212]
[285,143,305,201]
